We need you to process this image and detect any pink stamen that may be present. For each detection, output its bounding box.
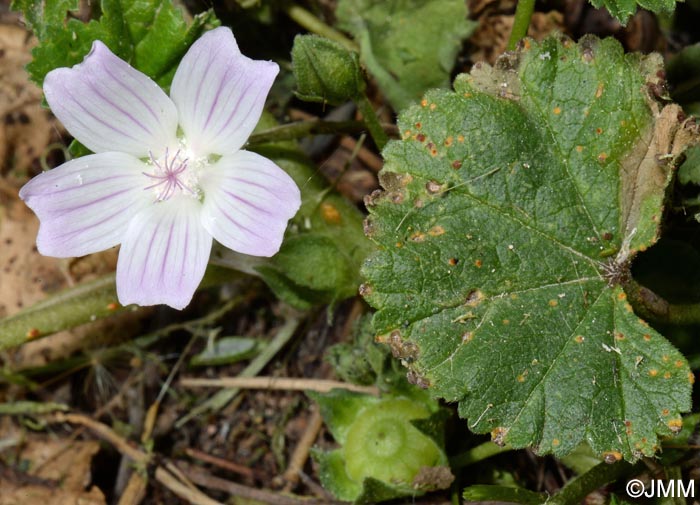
[143,149,194,201]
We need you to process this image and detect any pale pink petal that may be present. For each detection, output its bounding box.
[44,41,178,157]
[19,153,152,257]
[117,197,212,310]
[170,27,278,156]
[199,150,300,256]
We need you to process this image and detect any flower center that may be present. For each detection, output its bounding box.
[143,148,200,201]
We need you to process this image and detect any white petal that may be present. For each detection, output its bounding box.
[116,197,212,310]
[44,41,178,156]
[200,150,301,256]
[19,153,152,257]
[170,27,278,156]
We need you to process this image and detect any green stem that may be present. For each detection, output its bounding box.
[450,441,512,468]
[357,94,389,150]
[623,277,700,325]
[248,119,369,145]
[286,5,359,52]
[546,461,642,505]
[507,0,536,51]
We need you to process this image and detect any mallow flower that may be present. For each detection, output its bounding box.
[19,27,301,310]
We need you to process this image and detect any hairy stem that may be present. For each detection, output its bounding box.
[546,461,642,505]
[285,5,358,52]
[450,441,512,468]
[248,119,370,145]
[507,0,536,50]
[623,276,700,325]
[357,94,389,150]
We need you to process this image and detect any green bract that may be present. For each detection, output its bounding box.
[362,36,697,461]
[336,0,476,111]
[292,34,365,105]
[311,390,451,504]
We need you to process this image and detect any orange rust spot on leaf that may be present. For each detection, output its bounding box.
[643,334,651,341]
[617,292,626,301]
[428,225,445,236]
[415,122,422,129]
[320,202,341,224]
[452,160,462,170]
[448,257,459,266]
[491,426,508,446]
[668,418,683,432]
[548,299,558,307]
[664,372,671,379]
[675,360,684,368]
[597,153,608,163]
[595,127,603,135]
[552,438,560,446]
[595,82,604,98]
[395,242,403,248]
[457,134,465,142]
[421,98,428,107]
[445,136,453,147]
[474,259,483,268]
[553,106,561,115]
[689,372,696,384]
[403,130,412,139]
[107,302,120,311]
[602,451,622,463]
[649,369,658,377]
[26,328,41,340]
[502,319,510,325]
[662,355,670,362]
[576,145,583,153]
[429,103,436,111]
[410,231,426,242]
[614,332,625,340]
[416,133,426,142]
[575,335,585,343]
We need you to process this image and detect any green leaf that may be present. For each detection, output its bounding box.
[463,485,547,505]
[309,390,450,503]
[335,0,476,111]
[362,36,696,461]
[587,0,677,25]
[189,337,260,367]
[12,0,218,86]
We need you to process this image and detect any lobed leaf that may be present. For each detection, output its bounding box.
[362,36,697,460]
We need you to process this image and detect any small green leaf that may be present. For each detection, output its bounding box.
[292,34,365,105]
[587,0,677,26]
[190,337,260,367]
[463,485,547,505]
[336,0,476,111]
[362,36,696,461]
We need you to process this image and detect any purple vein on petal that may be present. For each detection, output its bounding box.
[140,219,162,288]
[101,63,162,126]
[86,75,153,136]
[65,91,142,142]
[51,188,135,217]
[180,219,189,288]
[215,203,267,242]
[210,79,257,140]
[160,219,176,281]
[222,190,275,218]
